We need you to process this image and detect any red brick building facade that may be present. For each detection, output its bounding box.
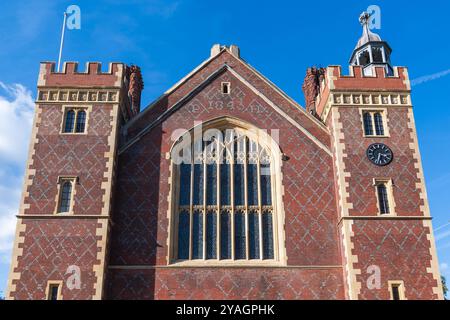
[6,16,443,300]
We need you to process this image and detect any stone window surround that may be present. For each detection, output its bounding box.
[388,280,406,300]
[60,105,92,135]
[359,107,390,138]
[167,117,286,267]
[373,178,396,216]
[45,280,63,300]
[54,176,78,215]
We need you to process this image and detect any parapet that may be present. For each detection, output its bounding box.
[37,61,126,88]
[36,61,144,119]
[305,65,412,120]
[326,65,411,91]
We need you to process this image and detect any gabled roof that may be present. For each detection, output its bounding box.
[121,46,330,154]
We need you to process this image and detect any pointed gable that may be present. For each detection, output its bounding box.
[121,46,331,154]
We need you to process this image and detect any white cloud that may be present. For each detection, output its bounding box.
[0,82,34,265]
[441,263,449,271]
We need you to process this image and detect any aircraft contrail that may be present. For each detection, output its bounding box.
[411,68,450,86]
[436,229,450,242]
[436,221,450,232]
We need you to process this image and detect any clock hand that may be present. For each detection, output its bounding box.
[377,153,381,163]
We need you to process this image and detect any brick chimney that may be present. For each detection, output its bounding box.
[127,65,144,115]
[302,67,325,115]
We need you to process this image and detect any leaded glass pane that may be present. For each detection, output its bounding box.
[193,164,204,205]
[234,164,244,206]
[260,163,271,205]
[58,181,72,213]
[247,163,258,206]
[179,164,191,206]
[234,211,246,259]
[220,210,231,259]
[192,210,203,259]
[177,210,190,259]
[262,210,274,259]
[206,211,217,259]
[363,112,373,135]
[248,211,260,259]
[377,184,390,214]
[206,163,217,205]
[64,110,75,133]
[374,113,384,136]
[220,155,231,205]
[75,110,86,133]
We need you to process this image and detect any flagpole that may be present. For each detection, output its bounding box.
[57,12,68,72]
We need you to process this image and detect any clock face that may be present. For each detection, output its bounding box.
[366,143,393,166]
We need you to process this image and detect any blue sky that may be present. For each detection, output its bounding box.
[0,0,449,298]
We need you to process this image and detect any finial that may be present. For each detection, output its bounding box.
[359,11,371,26]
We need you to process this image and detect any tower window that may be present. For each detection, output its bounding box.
[171,125,281,264]
[362,110,387,136]
[64,110,75,133]
[62,107,88,134]
[372,46,384,63]
[374,112,384,135]
[363,112,373,136]
[57,178,77,214]
[377,184,389,214]
[46,281,62,300]
[358,49,370,66]
[75,110,86,133]
[221,82,230,94]
[374,179,394,215]
[389,281,405,300]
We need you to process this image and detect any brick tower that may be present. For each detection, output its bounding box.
[6,62,143,299]
[305,13,443,299]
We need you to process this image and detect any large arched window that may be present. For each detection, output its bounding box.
[171,120,284,264]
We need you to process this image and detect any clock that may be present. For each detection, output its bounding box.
[366,143,393,166]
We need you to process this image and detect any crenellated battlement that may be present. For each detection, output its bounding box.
[38,61,126,88]
[307,64,412,120]
[326,65,411,91]
[36,61,144,119]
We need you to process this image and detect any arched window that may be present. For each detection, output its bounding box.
[363,112,373,136]
[374,112,384,136]
[64,110,75,133]
[75,110,86,133]
[58,181,73,213]
[376,183,390,215]
[172,123,281,263]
